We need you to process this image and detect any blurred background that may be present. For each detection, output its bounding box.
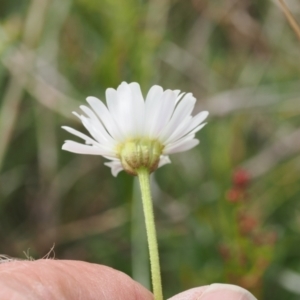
[0,0,300,298]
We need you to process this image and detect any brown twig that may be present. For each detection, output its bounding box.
[278,0,300,42]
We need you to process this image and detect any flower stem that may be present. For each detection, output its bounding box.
[137,167,163,300]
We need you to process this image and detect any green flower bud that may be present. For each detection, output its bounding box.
[117,138,164,176]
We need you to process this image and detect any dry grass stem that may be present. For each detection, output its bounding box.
[278,0,300,41]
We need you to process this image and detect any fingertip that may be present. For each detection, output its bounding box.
[168,284,257,300]
[167,286,209,300]
[0,259,153,300]
[199,284,257,300]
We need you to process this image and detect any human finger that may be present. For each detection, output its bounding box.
[0,259,153,300]
[168,283,257,300]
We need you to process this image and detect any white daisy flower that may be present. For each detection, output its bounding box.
[62,82,208,176]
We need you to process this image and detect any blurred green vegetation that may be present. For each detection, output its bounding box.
[0,0,300,298]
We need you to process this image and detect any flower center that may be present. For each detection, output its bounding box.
[117,138,164,176]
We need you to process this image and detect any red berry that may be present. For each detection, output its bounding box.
[233,169,250,188]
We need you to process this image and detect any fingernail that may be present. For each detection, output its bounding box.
[198,284,257,300]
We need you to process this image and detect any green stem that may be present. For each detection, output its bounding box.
[137,167,163,300]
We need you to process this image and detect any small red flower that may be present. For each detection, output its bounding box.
[226,188,243,203]
[232,169,250,188]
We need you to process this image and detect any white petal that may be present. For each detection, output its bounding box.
[106,83,137,137]
[77,112,116,147]
[102,155,120,161]
[62,141,109,155]
[175,92,185,104]
[164,110,208,145]
[148,90,176,137]
[129,82,145,135]
[145,85,164,105]
[158,155,171,168]
[129,82,144,104]
[144,85,164,134]
[105,87,119,118]
[79,105,102,128]
[176,111,209,140]
[162,116,192,144]
[167,120,207,148]
[79,106,115,145]
[164,138,199,154]
[106,87,126,132]
[104,160,124,177]
[159,93,196,142]
[79,117,102,143]
[191,111,209,128]
[187,122,207,136]
[82,119,115,147]
[117,82,137,135]
[63,140,117,159]
[173,89,180,98]
[86,96,124,141]
[62,126,96,145]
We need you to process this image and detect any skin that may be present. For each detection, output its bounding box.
[0,260,256,300]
